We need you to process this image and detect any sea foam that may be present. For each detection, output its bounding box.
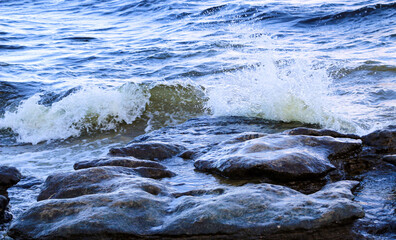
[205,54,358,133]
[0,83,149,144]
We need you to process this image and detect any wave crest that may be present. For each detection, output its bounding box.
[0,83,149,144]
[205,56,357,132]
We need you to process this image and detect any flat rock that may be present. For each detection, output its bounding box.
[162,181,364,237]
[109,141,186,160]
[8,179,364,240]
[37,166,171,201]
[195,133,362,180]
[362,125,396,153]
[74,157,167,170]
[287,127,360,139]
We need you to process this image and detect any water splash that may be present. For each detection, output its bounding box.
[205,48,358,133]
[0,83,149,144]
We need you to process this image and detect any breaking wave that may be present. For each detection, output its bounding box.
[205,55,359,133]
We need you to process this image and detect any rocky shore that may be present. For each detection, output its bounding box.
[2,117,395,239]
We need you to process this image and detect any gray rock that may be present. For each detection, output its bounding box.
[0,166,22,192]
[362,125,396,153]
[195,133,362,180]
[0,165,21,224]
[73,157,175,179]
[287,127,360,139]
[8,179,364,240]
[109,141,186,160]
[162,181,364,236]
[37,166,171,201]
[0,195,9,223]
[74,157,167,170]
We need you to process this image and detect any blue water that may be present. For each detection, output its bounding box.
[0,0,395,219]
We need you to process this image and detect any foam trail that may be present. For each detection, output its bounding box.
[205,54,359,133]
[0,83,149,144]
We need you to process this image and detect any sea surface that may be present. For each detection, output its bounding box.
[0,0,395,230]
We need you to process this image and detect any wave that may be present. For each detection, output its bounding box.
[298,2,396,26]
[205,56,358,133]
[0,54,364,145]
[0,82,206,144]
[0,83,149,144]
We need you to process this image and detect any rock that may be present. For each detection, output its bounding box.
[362,125,396,153]
[109,141,186,160]
[37,166,171,201]
[162,181,364,237]
[178,150,196,159]
[74,157,167,170]
[8,180,364,240]
[0,166,21,224]
[195,133,362,180]
[74,157,175,179]
[0,166,22,194]
[383,155,396,166]
[127,117,318,161]
[0,195,10,223]
[351,167,396,239]
[10,184,171,240]
[133,167,175,179]
[287,127,360,139]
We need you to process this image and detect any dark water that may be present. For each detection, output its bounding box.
[0,0,395,237]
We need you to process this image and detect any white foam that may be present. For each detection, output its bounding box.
[0,83,149,144]
[205,53,359,132]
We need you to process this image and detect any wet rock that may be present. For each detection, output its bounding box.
[0,166,21,224]
[128,117,318,160]
[178,150,197,159]
[362,125,396,153]
[8,180,364,240]
[10,183,171,240]
[73,157,175,179]
[352,167,396,239]
[37,166,170,201]
[383,155,396,165]
[109,141,186,160]
[0,166,22,195]
[195,133,362,180]
[0,195,10,223]
[133,167,175,179]
[172,188,225,198]
[162,181,364,237]
[74,157,167,170]
[287,127,360,139]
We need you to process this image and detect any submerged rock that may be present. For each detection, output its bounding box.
[8,178,364,240]
[195,133,362,180]
[109,141,186,160]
